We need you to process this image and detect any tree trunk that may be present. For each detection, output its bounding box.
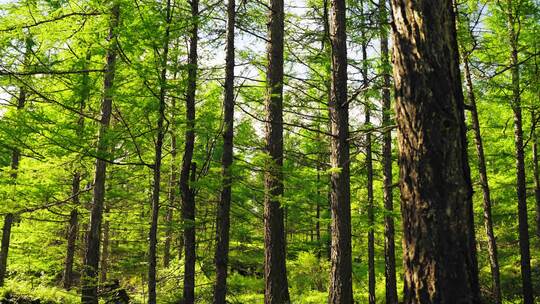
[0,214,13,287]
[180,0,198,302]
[147,1,171,302]
[81,4,119,303]
[533,110,540,239]
[263,0,290,303]
[380,1,397,303]
[213,1,235,303]
[64,50,90,290]
[389,0,480,302]
[463,54,502,304]
[506,1,533,302]
[328,0,352,303]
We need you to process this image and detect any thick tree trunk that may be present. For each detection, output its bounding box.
[263,0,290,303]
[81,4,119,303]
[213,0,235,303]
[0,214,13,287]
[389,0,480,302]
[147,1,171,302]
[328,0,352,303]
[463,55,502,304]
[379,1,397,303]
[506,1,533,302]
[180,0,198,302]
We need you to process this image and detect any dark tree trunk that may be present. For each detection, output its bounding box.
[328,0,352,303]
[534,110,540,240]
[506,1,533,302]
[64,50,90,290]
[180,0,198,302]
[380,1,397,303]
[147,1,171,302]
[389,0,480,302]
[0,214,13,287]
[463,54,502,303]
[81,4,119,303]
[213,0,235,303]
[263,0,290,303]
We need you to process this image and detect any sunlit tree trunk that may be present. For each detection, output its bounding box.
[263,0,290,302]
[390,0,480,302]
[328,0,352,302]
[81,4,119,303]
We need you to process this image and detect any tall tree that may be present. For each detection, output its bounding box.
[379,0,397,302]
[328,0,352,302]
[213,0,235,303]
[504,0,533,302]
[460,27,502,304]
[180,0,199,302]
[147,0,172,302]
[263,0,290,302]
[81,4,120,303]
[389,0,480,302]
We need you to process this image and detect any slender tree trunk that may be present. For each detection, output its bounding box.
[379,1,397,302]
[180,2,198,301]
[328,0,352,302]
[0,214,13,287]
[64,50,90,290]
[463,55,502,304]
[263,0,290,302]
[360,17,376,304]
[534,110,540,239]
[316,164,321,258]
[213,1,235,303]
[147,1,172,302]
[100,216,109,283]
[81,4,119,303]
[389,0,480,302]
[506,1,533,302]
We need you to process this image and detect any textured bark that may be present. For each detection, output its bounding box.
[328,0,352,303]
[180,0,198,302]
[81,4,119,303]
[506,1,533,302]
[147,1,171,302]
[463,55,502,304]
[213,0,235,303]
[380,1,397,302]
[390,0,480,302]
[263,0,290,302]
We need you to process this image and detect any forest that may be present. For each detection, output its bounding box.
[0,0,539,303]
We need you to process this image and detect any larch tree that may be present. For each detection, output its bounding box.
[389,0,480,302]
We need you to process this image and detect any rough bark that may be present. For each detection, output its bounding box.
[213,0,235,303]
[328,0,352,302]
[0,214,13,287]
[389,0,480,302]
[463,54,502,304]
[263,0,290,302]
[81,4,119,303]
[147,1,171,302]
[180,0,198,302]
[63,207,79,289]
[506,1,533,302]
[379,1,397,302]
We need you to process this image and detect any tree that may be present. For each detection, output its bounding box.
[81,4,120,303]
[328,0,352,302]
[213,0,236,302]
[389,0,480,302]
[263,0,290,302]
